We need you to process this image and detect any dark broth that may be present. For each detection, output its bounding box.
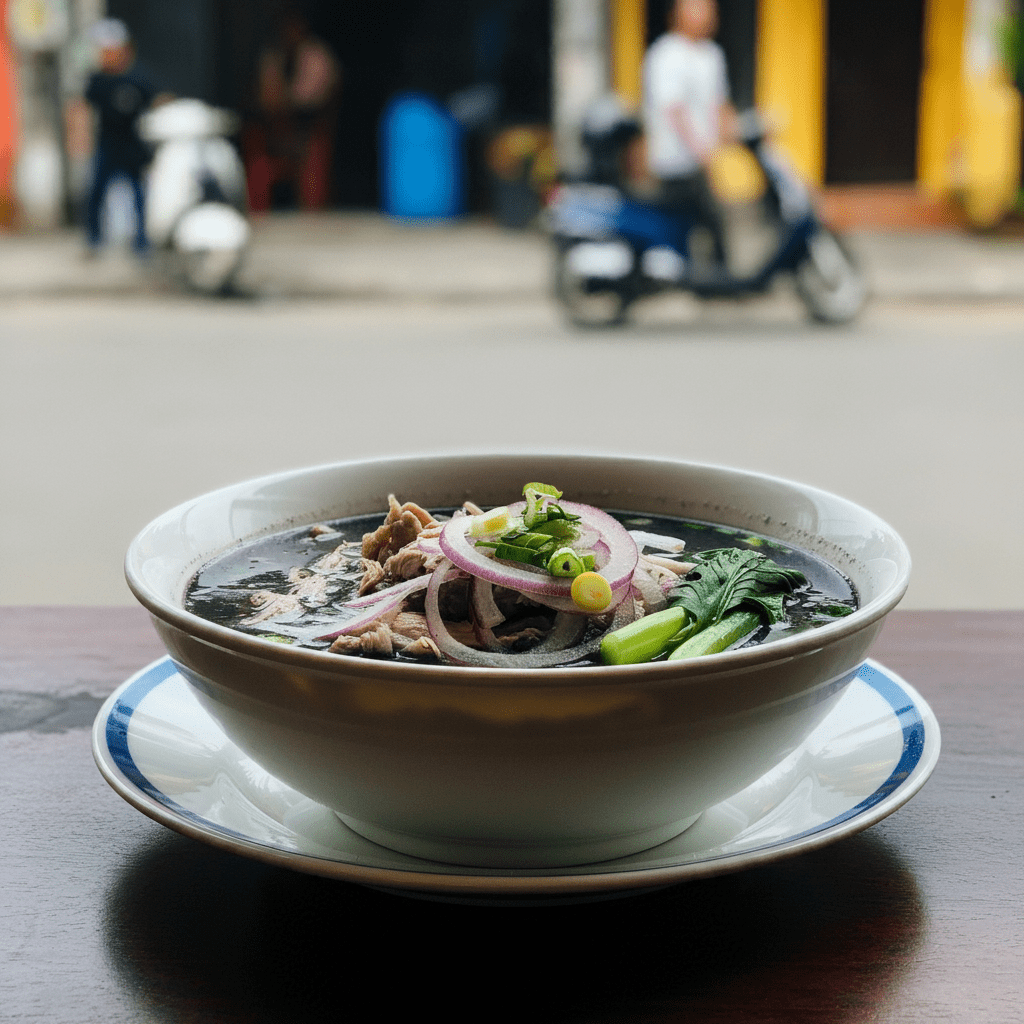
[186,509,857,662]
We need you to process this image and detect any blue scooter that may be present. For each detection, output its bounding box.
[546,109,866,327]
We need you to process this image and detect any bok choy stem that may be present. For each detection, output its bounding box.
[666,609,762,661]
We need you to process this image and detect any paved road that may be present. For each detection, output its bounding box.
[2,291,1020,609]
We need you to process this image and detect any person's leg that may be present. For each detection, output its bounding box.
[659,171,728,268]
[242,123,276,213]
[298,124,333,210]
[689,170,728,267]
[128,171,148,253]
[85,147,113,250]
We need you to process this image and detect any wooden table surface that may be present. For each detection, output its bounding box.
[1,607,1020,1023]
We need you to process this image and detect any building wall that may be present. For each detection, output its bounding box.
[751,0,1021,224]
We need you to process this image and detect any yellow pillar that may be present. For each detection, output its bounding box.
[918,0,1021,225]
[754,0,825,185]
[610,0,646,107]
[961,0,1021,225]
[918,0,967,193]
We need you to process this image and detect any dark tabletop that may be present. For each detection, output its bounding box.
[1,607,1021,1023]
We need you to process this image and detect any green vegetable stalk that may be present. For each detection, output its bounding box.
[600,548,806,665]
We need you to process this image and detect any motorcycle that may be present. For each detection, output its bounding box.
[139,98,250,295]
[546,109,866,327]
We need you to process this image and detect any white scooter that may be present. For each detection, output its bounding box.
[139,98,250,295]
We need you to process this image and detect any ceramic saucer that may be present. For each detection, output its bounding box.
[93,657,939,899]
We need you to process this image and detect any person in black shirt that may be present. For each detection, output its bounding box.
[83,20,159,254]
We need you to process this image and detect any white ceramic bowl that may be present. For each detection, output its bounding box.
[125,453,910,868]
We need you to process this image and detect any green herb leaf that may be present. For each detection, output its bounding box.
[669,548,806,632]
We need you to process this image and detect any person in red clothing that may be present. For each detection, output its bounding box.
[243,10,341,212]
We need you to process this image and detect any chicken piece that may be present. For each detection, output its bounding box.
[328,621,394,656]
[308,544,351,574]
[308,523,336,538]
[448,619,486,648]
[286,568,335,607]
[329,612,442,659]
[391,611,432,640]
[400,500,438,529]
[383,546,431,581]
[357,557,386,596]
[392,611,480,649]
[240,590,304,624]
[497,626,549,650]
[362,495,439,562]
[399,636,441,659]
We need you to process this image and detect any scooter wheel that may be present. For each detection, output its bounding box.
[795,228,867,324]
[553,243,631,328]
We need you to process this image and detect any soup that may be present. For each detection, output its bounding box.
[185,488,857,667]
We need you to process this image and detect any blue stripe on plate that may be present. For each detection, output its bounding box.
[783,660,926,843]
[105,659,255,843]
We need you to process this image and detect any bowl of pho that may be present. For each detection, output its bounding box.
[125,453,910,869]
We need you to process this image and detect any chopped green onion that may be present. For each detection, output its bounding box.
[522,482,576,528]
[546,546,585,577]
[571,572,614,612]
[523,482,561,528]
[518,532,559,550]
[494,542,552,567]
[533,518,579,540]
[468,506,510,537]
[523,482,563,498]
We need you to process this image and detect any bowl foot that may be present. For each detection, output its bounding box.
[335,812,703,869]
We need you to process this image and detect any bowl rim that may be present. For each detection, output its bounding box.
[125,452,911,687]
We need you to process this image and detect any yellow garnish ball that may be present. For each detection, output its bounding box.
[571,572,613,612]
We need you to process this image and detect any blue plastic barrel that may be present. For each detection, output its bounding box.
[380,92,466,219]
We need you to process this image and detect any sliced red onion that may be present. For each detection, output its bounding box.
[344,574,432,610]
[315,568,462,640]
[424,558,636,668]
[439,500,637,604]
[470,576,506,629]
[530,611,589,651]
[415,534,443,557]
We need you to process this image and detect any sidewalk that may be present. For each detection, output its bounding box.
[1,210,1023,303]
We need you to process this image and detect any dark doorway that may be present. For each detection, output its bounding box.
[110,0,551,209]
[225,0,551,209]
[825,0,925,183]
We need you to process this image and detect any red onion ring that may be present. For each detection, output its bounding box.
[439,500,637,606]
[344,574,431,610]
[425,558,636,668]
[315,567,462,640]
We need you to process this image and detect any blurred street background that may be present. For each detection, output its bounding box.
[1,0,1022,610]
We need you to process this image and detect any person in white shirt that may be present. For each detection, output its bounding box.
[643,0,736,267]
